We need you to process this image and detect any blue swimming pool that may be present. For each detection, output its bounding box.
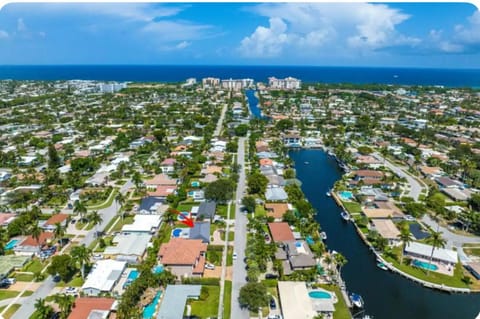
[4,239,19,250]
[306,235,314,245]
[127,270,139,281]
[143,291,162,319]
[339,191,354,201]
[172,228,182,237]
[191,181,200,187]
[309,290,332,299]
[412,259,438,271]
[153,265,164,274]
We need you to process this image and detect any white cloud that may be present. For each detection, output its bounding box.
[239,17,289,57]
[239,3,418,58]
[176,41,191,49]
[142,20,212,43]
[0,30,8,39]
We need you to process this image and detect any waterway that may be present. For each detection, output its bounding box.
[245,89,268,120]
[246,90,480,319]
[290,149,480,319]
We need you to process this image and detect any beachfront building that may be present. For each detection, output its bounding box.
[268,77,301,90]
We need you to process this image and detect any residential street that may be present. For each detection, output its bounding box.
[9,179,133,319]
[230,136,249,319]
[373,153,425,201]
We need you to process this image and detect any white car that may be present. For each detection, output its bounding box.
[64,287,78,296]
[205,263,215,270]
[232,252,237,260]
[93,253,103,260]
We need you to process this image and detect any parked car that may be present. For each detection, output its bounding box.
[4,278,16,285]
[205,263,215,270]
[270,298,276,309]
[0,281,10,289]
[265,273,278,279]
[232,252,237,260]
[93,253,103,261]
[64,287,78,296]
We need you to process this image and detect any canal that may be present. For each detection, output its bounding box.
[246,89,480,319]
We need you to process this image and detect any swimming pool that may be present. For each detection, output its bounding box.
[172,228,182,237]
[191,181,200,187]
[339,191,354,201]
[4,239,19,250]
[412,259,438,271]
[176,212,188,221]
[153,265,164,274]
[309,290,332,299]
[306,236,314,245]
[127,270,139,281]
[143,291,162,319]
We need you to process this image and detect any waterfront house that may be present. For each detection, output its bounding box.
[283,134,301,147]
[278,281,333,319]
[268,222,295,242]
[265,203,291,220]
[371,219,401,246]
[405,242,458,266]
[158,238,207,278]
[265,187,288,201]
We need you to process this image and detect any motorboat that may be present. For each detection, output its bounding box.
[340,211,350,221]
[377,262,388,271]
[326,191,331,197]
[304,161,309,164]
[320,232,327,240]
[349,293,364,308]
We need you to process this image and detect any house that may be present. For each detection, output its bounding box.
[189,221,211,243]
[156,285,202,319]
[405,242,458,266]
[188,190,205,201]
[138,197,165,214]
[103,233,152,264]
[277,240,316,273]
[283,134,301,147]
[42,213,69,232]
[82,260,127,296]
[353,170,384,180]
[435,176,462,189]
[147,185,177,198]
[0,255,30,279]
[371,219,401,246]
[144,174,178,189]
[67,297,116,319]
[0,171,11,182]
[197,201,216,221]
[265,187,288,201]
[419,166,443,178]
[158,238,207,278]
[265,203,291,220]
[160,158,176,174]
[14,232,54,256]
[121,214,162,234]
[268,222,295,242]
[0,213,16,226]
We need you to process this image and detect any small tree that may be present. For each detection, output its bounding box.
[238,282,269,311]
[241,196,256,213]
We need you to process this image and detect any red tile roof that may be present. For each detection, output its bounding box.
[20,232,54,247]
[68,297,115,319]
[158,238,207,265]
[44,213,69,226]
[268,222,295,242]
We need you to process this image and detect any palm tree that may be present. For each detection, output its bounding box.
[132,171,143,190]
[29,223,43,253]
[425,230,447,275]
[34,298,54,318]
[73,200,87,222]
[53,294,74,319]
[115,192,126,220]
[54,222,66,247]
[397,227,412,265]
[88,211,103,236]
[334,253,347,282]
[164,208,178,226]
[71,244,92,279]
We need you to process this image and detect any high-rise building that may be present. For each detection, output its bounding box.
[268,77,301,89]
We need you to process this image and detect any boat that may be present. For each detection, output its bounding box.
[377,262,388,271]
[320,231,327,240]
[304,161,309,165]
[340,211,350,221]
[349,293,364,308]
[326,191,331,197]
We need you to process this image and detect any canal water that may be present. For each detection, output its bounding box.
[246,89,480,319]
[290,149,480,319]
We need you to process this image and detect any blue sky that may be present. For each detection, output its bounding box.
[0,2,479,67]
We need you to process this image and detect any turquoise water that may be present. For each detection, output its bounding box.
[153,265,164,274]
[306,235,314,245]
[188,191,194,196]
[412,259,438,271]
[339,191,354,201]
[143,291,162,319]
[127,270,139,281]
[309,290,331,299]
[191,181,200,187]
[4,239,19,250]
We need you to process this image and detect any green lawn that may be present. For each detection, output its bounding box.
[220,231,235,242]
[255,205,266,218]
[158,223,173,244]
[86,188,119,210]
[383,254,470,288]
[463,244,480,257]
[112,215,135,232]
[216,204,236,219]
[189,285,220,318]
[226,246,233,266]
[223,280,232,319]
[67,276,85,287]
[0,304,20,319]
[14,273,34,282]
[22,259,44,273]
[342,201,362,214]
[0,291,20,300]
[104,215,120,233]
[319,284,351,319]
[20,290,34,297]
[178,202,195,213]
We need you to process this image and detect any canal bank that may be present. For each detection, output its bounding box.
[290,149,480,319]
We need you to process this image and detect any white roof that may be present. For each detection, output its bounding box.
[405,242,458,264]
[122,214,161,233]
[277,281,316,319]
[104,233,152,256]
[82,260,126,292]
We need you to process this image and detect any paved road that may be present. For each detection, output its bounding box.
[373,153,425,201]
[10,179,133,319]
[214,103,228,137]
[230,137,249,319]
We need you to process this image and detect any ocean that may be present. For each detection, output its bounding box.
[0,65,480,88]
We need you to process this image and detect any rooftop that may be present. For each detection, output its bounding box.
[268,222,295,242]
